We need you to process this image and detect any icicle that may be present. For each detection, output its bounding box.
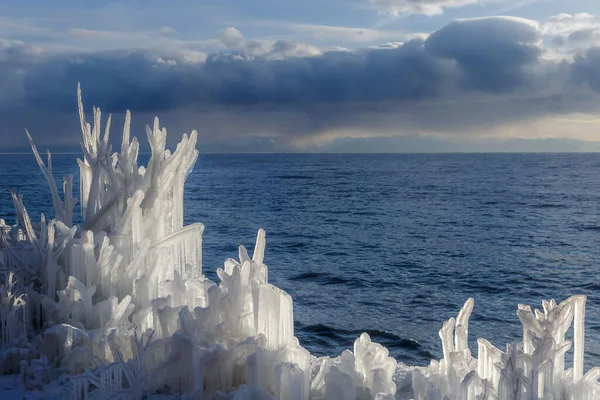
[571,296,586,382]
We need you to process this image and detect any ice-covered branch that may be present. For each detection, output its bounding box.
[25,129,77,227]
[412,296,598,399]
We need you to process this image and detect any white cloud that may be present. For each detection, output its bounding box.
[157,26,178,37]
[218,27,244,49]
[541,14,600,56]
[366,41,406,49]
[0,16,219,55]
[365,0,549,18]
[268,40,321,59]
[178,49,208,64]
[216,26,321,58]
[253,21,414,44]
[542,13,600,36]
[368,0,480,16]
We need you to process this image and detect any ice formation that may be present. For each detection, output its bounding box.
[0,85,598,399]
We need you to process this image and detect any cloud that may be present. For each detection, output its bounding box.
[237,21,416,46]
[158,26,178,37]
[543,13,600,36]
[282,24,405,43]
[1,16,600,151]
[571,47,600,92]
[218,27,245,49]
[20,38,450,114]
[542,13,600,54]
[425,17,541,92]
[216,26,320,58]
[368,0,480,16]
[268,40,321,59]
[0,16,219,55]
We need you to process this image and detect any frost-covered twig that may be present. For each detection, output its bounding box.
[25,130,77,227]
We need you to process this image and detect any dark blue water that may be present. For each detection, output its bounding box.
[2,153,600,369]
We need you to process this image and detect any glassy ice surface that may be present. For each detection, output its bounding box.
[0,89,599,398]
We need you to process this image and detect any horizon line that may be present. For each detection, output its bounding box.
[1,151,600,155]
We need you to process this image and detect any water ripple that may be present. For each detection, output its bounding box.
[2,153,600,368]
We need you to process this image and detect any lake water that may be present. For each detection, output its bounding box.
[1,153,600,369]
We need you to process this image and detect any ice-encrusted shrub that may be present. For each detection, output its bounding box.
[0,85,398,400]
[413,297,600,399]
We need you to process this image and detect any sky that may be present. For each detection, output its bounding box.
[1,0,600,152]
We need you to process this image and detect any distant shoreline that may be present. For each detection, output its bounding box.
[1,151,600,155]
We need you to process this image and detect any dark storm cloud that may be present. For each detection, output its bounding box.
[14,16,546,114]
[1,16,600,150]
[21,40,453,113]
[425,17,541,93]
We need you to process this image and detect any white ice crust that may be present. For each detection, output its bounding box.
[0,86,598,399]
